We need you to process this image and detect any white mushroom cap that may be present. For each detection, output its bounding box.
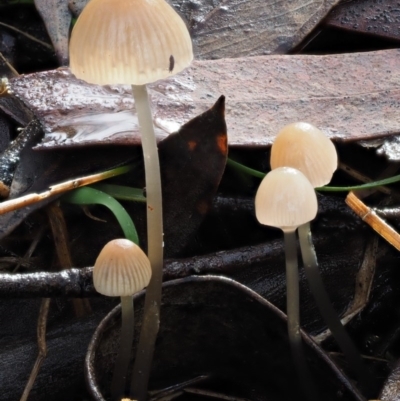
[255,167,318,231]
[93,239,152,297]
[270,122,338,187]
[69,0,193,85]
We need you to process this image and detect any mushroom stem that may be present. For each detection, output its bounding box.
[283,229,318,401]
[130,84,163,401]
[111,295,134,401]
[298,222,373,397]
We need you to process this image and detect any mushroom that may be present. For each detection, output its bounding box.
[93,238,152,401]
[270,122,372,396]
[255,166,318,400]
[270,122,337,187]
[69,1,193,398]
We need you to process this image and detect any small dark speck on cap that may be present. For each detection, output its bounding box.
[169,55,175,73]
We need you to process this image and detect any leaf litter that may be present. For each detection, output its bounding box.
[8,48,400,150]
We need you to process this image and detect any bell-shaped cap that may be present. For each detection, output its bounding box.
[270,122,338,187]
[69,0,193,85]
[255,167,318,232]
[93,239,152,296]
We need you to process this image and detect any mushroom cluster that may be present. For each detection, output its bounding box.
[255,122,371,398]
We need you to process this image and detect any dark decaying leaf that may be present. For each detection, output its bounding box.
[325,0,400,44]
[0,91,33,126]
[9,49,400,148]
[33,0,71,65]
[160,95,227,256]
[87,276,365,401]
[0,297,115,401]
[171,0,341,58]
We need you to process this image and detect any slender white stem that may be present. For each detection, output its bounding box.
[130,84,163,401]
[283,229,318,401]
[298,222,373,397]
[111,296,134,401]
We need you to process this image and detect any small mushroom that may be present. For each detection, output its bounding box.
[255,166,318,400]
[93,238,152,401]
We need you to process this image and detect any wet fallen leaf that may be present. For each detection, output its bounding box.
[325,0,400,44]
[171,0,341,58]
[160,96,227,256]
[9,49,400,148]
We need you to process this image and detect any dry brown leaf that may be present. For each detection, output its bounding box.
[9,49,400,148]
[325,0,400,44]
[172,0,341,58]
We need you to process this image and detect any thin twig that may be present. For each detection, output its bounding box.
[346,191,400,251]
[0,52,19,76]
[13,225,46,272]
[46,202,91,317]
[0,22,52,49]
[184,387,251,401]
[0,164,132,215]
[19,298,50,401]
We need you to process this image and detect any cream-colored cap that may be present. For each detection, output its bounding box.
[69,0,193,85]
[93,239,152,296]
[255,167,318,231]
[270,122,337,187]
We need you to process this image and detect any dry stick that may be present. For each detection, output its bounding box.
[0,22,52,49]
[283,230,318,401]
[0,164,131,215]
[338,162,391,196]
[0,52,19,76]
[13,226,46,272]
[131,85,163,401]
[47,202,91,317]
[19,298,50,401]
[346,191,400,251]
[298,222,373,397]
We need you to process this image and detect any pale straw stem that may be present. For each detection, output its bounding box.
[130,84,163,401]
[283,229,318,401]
[111,296,134,401]
[298,222,373,397]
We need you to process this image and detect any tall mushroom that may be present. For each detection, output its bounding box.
[270,122,372,396]
[255,166,318,401]
[69,1,193,399]
[93,239,152,401]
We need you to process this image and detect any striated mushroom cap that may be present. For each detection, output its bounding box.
[69,0,193,85]
[255,167,318,232]
[93,238,152,297]
[270,122,338,187]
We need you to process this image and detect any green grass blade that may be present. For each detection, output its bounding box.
[91,184,146,202]
[227,158,266,179]
[62,187,139,244]
[228,157,400,192]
